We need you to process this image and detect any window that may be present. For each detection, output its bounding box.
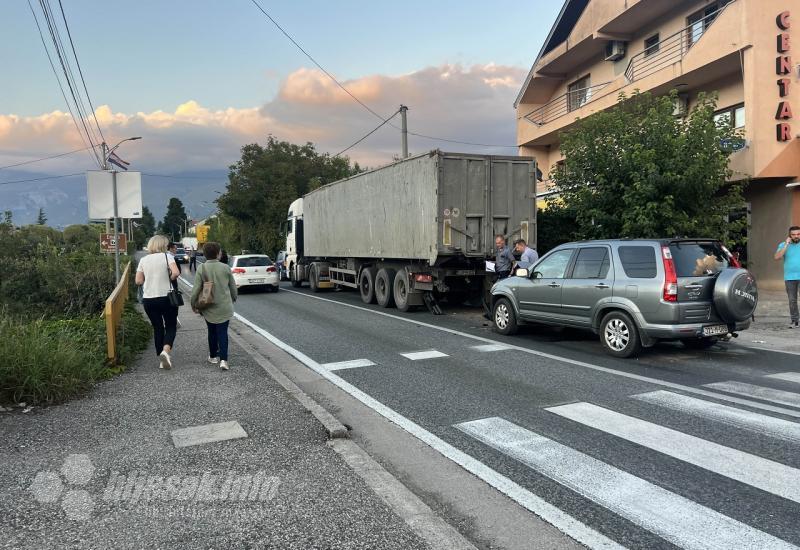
[644,34,660,57]
[567,76,590,112]
[714,103,745,129]
[571,247,610,279]
[618,246,657,278]
[534,249,574,279]
[687,1,732,46]
[668,242,730,277]
[237,256,272,267]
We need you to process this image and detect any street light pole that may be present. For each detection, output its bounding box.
[102,137,142,283]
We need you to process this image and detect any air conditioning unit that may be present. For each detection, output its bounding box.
[672,93,689,117]
[604,41,626,61]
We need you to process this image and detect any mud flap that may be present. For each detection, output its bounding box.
[423,292,444,315]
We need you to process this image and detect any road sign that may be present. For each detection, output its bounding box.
[196,224,210,244]
[87,171,143,219]
[100,233,127,253]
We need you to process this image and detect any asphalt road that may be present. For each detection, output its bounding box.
[227,280,800,550]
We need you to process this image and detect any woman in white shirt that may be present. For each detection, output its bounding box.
[135,235,180,369]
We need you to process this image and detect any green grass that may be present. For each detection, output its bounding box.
[0,304,151,405]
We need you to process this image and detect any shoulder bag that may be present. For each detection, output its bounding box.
[165,253,184,307]
[195,263,215,310]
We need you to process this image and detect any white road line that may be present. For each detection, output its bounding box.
[321,359,376,371]
[281,289,800,419]
[632,390,800,444]
[703,381,800,409]
[456,417,797,550]
[547,402,800,504]
[232,313,623,550]
[471,344,514,352]
[765,372,800,384]
[400,350,449,361]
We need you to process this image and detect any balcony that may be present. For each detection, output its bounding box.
[524,82,612,126]
[624,1,735,84]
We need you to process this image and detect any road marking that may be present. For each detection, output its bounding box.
[547,402,800,504]
[321,359,376,371]
[281,289,800,419]
[632,390,800,443]
[171,421,248,448]
[400,350,449,361]
[703,381,800,409]
[456,417,797,550]
[471,344,514,352]
[232,313,623,550]
[737,345,800,357]
[765,372,800,384]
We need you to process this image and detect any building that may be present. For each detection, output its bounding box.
[516,0,799,289]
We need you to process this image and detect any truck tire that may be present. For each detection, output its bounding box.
[359,267,377,304]
[309,265,320,293]
[493,298,518,335]
[290,264,302,288]
[393,272,414,312]
[713,268,758,323]
[375,268,396,307]
[599,311,642,358]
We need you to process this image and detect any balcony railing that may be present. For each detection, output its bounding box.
[624,1,735,83]
[524,82,612,126]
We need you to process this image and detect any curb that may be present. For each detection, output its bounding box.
[229,330,349,439]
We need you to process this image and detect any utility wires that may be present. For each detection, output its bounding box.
[335,109,401,157]
[0,145,98,170]
[0,172,82,186]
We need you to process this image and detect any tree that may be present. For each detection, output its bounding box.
[218,137,358,255]
[132,206,157,248]
[161,198,188,242]
[3,211,12,226]
[548,91,745,241]
[36,208,47,226]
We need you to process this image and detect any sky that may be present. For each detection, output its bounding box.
[0,0,561,176]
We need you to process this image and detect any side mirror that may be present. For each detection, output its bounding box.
[532,271,542,279]
[515,268,529,278]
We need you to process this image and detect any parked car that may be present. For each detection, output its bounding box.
[275,250,288,281]
[230,254,280,292]
[490,239,758,358]
[174,247,190,264]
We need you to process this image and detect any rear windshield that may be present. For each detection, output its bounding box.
[669,242,729,277]
[176,248,185,254]
[236,257,272,267]
[618,246,657,278]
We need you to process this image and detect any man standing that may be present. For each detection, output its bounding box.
[494,235,514,280]
[774,226,800,328]
[189,246,197,272]
[513,239,539,265]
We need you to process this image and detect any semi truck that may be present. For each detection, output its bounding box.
[284,150,537,313]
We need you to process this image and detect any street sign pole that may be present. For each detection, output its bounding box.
[112,169,120,284]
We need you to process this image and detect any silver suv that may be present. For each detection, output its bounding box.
[491,239,758,358]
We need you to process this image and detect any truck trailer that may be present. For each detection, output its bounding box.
[284,150,537,312]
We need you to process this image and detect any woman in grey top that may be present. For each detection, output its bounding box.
[191,242,238,370]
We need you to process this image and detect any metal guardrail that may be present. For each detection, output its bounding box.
[104,262,131,362]
[524,82,612,126]
[624,2,735,83]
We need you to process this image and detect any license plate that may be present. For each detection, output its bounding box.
[702,324,728,337]
[249,279,265,284]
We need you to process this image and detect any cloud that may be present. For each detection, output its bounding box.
[0,63,524,172]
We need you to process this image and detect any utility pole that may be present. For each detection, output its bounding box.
[400,105,409,158]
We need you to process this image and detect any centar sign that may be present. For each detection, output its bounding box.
[776,10,793,141]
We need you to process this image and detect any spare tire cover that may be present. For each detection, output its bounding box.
[714,268,758,322]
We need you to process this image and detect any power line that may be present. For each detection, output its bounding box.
[335,109,400,157]
[142,173,227,180]
[0,145,97,170]
[248,0,518,150]
[0,172,82,186]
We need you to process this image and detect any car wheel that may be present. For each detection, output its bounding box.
[682,337,718,350]
[375,268,396,307]
[600,311,642,358]
[359,267,377,304]
[493,298,518,335]
[273,284,280,293]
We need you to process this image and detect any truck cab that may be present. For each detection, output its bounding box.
[284,198,304,286]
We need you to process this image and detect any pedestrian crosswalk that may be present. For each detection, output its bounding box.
[704,380,800,408]
[454,386,800,549]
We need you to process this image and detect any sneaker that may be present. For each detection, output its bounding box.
[207,356,220,365]
[176,318,182,329]
[791,321,799,328]
[219,360,229,371]
[159,351,172,370]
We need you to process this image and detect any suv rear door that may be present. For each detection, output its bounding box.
[560,245,613,327]
[669,241,731,323]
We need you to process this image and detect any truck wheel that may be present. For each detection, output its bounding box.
[309,265,320,292]
[359,267,377,304]
[599,311,642,358]
[493,298,518,335]
[394,272,414,312]
[375,268,396,307]
[290,265,302,288]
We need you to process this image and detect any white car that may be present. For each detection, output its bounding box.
[230,255,280,292]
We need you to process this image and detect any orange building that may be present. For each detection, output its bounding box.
[516,0,799,289]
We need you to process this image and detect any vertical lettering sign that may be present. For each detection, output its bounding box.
[776,11,793,141]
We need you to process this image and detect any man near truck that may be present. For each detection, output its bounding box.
[513,239,539,265]
[495,235,514,280]
[774,225,800,328]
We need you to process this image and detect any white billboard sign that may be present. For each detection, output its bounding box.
[87,171,143,219]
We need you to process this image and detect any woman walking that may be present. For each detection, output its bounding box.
[135,235,180,369]
[191,242,237,370]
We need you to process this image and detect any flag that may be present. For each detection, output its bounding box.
[108,151,130,171]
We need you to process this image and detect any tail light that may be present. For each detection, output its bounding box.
[232,267,246,274]
[414,273,433,283]
[266,266,277,273]
[661,246,678,302]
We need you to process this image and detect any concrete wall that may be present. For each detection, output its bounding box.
[746,183,796,290]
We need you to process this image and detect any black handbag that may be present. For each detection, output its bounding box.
[165,253,184,307]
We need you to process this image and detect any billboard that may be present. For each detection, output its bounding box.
[87,171,143,219]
